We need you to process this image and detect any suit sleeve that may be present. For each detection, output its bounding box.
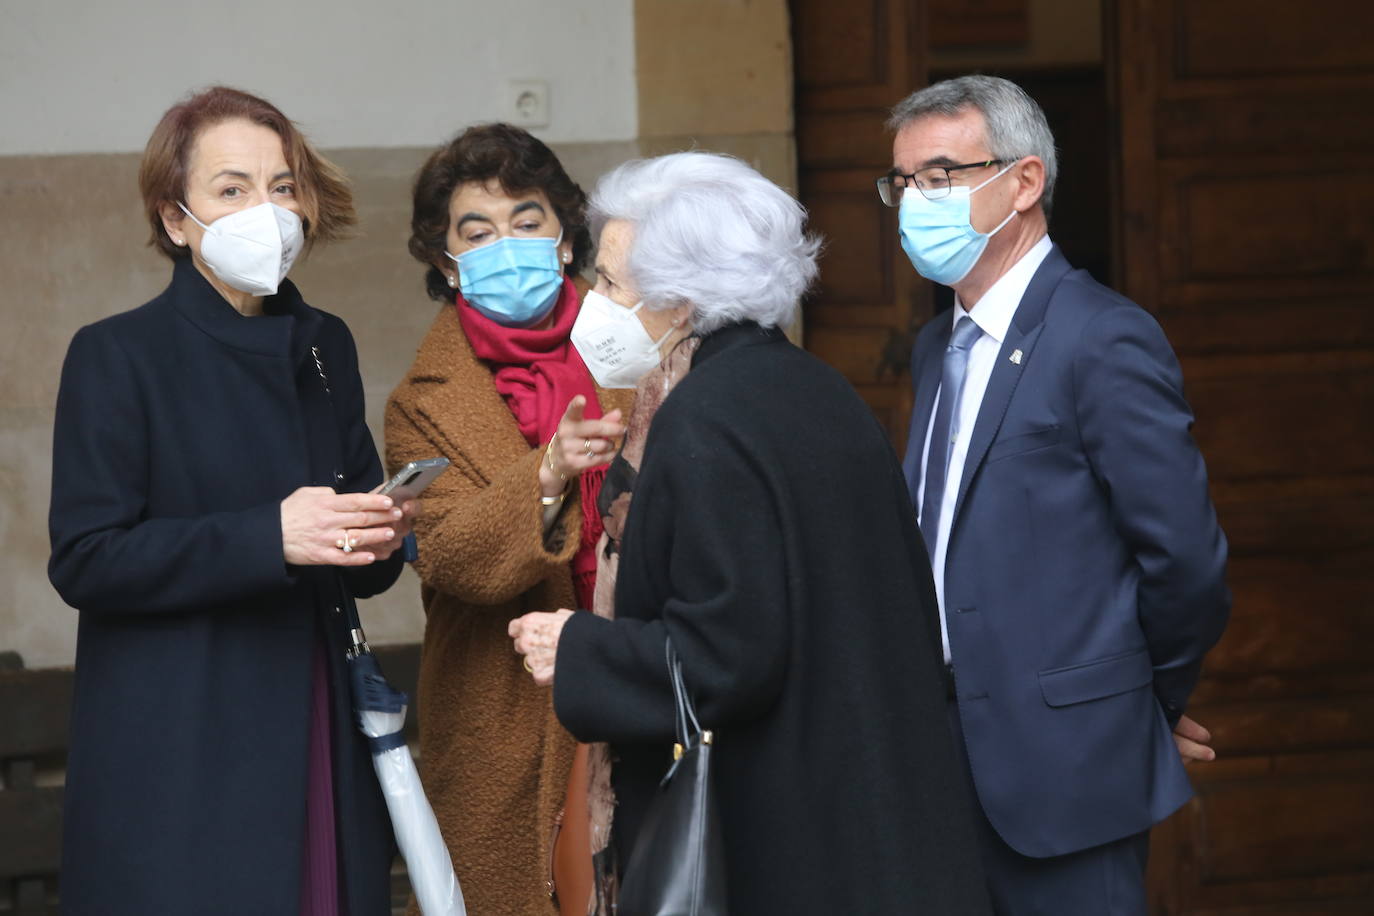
[47,326,294,615]
[325,318,403,599]
[553,404,790,744]
[384,394,581,607]
[1073,304,1230,722]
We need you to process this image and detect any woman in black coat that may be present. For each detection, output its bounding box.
[47,87,413,916]
[509,153,992,914]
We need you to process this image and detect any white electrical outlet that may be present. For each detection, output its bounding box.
[508,80,550,128]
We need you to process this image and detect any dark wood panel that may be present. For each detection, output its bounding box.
[1157,88,1374,159]
[1198,773,1374,881]
[792,0,924,455]
[1211,476,1374,557]
[1176,0,1374,79]
[805,192,894,306]
[0,787,63,879]
[793,0,887,90]
[1114,1,1374,909]
[1185,366,1374,481]
[1208,566,1374,676]
[1166,169,1374,285]
[806,326,903,382]
[1197,696,1374,756]
[927,0,1028,48]
[0,667,72,759]
[792,0,922,111]
[1192,669,1374,710]
[1159,299,1374,356]
[1192,885,1374,915]
[796,109,892,169]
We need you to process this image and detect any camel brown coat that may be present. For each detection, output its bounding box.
[386,304,633,916]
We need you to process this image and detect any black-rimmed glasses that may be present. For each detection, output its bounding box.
[876,159,1007,207]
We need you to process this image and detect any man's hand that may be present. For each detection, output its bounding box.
[1173,714,1216,763]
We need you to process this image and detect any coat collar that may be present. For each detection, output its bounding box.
[167,257,321,363]
[691,321,788,368]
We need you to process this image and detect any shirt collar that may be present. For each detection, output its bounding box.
[953,234,1053,344]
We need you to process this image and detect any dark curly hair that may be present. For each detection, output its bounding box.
[409,123,591,302]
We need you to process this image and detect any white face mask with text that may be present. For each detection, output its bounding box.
[571,290,676,389]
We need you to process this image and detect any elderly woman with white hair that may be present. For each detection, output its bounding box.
[509,152,991,914]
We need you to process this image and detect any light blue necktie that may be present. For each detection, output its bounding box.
[920,315,983,557]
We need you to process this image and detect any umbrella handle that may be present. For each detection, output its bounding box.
[336,573,371,655]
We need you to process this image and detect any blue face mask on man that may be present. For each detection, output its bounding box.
[898,160,1019,286]
[447,230,565,326]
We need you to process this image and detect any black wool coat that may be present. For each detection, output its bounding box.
[554,323,993,915]
[48,259,402,915]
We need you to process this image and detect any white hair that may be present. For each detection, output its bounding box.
[588,152,821,334]
[888,75,1059,213]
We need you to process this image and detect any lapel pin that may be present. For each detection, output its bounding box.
[1009,349,1023,365]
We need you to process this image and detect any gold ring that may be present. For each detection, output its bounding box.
[523,657,534,674]
[584,438,594,455]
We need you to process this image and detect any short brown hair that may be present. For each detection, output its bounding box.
[409,123,590,302]
[138,86,356,260]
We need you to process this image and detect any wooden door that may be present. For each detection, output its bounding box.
[1110,1,1374,911]
[791,0,928,448]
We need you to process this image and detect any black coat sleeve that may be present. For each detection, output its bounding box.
[48,325,294,614]
[554,399,790,744]
[324,317,403,599]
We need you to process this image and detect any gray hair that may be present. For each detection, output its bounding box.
[888,75,1058,213]
[588,152,821,335]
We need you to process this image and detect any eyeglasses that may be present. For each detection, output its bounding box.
[875,159,1008,207]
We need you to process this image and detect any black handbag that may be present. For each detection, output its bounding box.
[617,638,729,916]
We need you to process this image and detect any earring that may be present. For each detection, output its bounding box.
[562,251,571,264]
[447,274,458,289]
[174,237,185,246]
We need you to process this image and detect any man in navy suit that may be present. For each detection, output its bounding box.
[885,75,1230,913]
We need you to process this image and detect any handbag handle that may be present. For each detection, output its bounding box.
[665,638,711,755]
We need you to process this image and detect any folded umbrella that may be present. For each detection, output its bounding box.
[340,577,466,916]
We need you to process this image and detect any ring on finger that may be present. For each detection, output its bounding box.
[584,438,594,456]
[340,531,353,553]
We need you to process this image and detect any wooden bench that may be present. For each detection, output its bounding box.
[0,645,423,915]
[0,651,72,915]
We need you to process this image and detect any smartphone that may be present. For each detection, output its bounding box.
[375,457,450,503]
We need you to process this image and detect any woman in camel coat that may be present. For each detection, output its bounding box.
[386,124,631,915]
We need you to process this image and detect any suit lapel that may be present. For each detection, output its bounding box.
[949,246,1073,531]
[902,321,950,490]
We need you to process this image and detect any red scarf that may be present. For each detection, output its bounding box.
[456,277,605,609]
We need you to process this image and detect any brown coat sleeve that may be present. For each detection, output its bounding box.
[385,395,582,607]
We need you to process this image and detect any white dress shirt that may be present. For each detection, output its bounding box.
[917,234,1053,662]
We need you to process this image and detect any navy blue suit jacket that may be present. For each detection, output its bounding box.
[903,246,1230,858]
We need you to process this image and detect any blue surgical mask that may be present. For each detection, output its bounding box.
[898,161,1019,286]
[447,231,565,326]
